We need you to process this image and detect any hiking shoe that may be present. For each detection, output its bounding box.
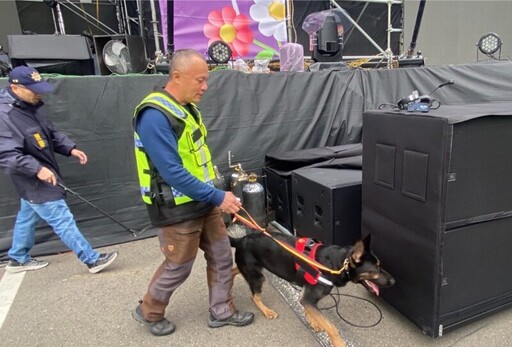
[132,305,176,336]
[208,310,254,328]
[6,259,49,273]
[87,251,118,274]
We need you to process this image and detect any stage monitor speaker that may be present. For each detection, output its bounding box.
[264,167,294,232]
[7,34,95,75]
[292,167,362,246]
[362,103,512,337]
[93,35,147,75]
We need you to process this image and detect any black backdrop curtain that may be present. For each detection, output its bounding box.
[1,61,512,260]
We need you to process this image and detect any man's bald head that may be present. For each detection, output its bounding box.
[169,49,206,77]
[164,49,209,105]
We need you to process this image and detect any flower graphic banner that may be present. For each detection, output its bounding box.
[173,0,287,59]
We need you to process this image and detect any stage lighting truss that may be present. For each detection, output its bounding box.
[208,41,232,64]
[477,32,503,60]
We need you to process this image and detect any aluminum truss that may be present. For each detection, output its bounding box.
[330,0,404,68]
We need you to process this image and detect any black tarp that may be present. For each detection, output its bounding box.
[2,61,512,260]
[264,143,362,176]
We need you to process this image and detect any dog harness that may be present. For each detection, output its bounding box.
[294,238,333,286]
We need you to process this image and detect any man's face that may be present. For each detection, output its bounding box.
[174,58,209,104]
[10,84,41,105]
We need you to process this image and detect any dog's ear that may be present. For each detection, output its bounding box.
[351,240,364,263]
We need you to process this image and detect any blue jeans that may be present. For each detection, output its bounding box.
[8,198,100,265]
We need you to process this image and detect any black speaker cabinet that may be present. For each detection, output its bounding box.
[362,103,512,337]
[264,144,363,233]
[292,167,361,246]
[7,34,95,75]
[263,167,293,232]
[93,34,147,75]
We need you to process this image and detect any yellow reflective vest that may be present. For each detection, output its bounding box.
[133,91,215,207]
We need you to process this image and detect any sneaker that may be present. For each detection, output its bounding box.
[132,304,176,336]
[208,310,254,328]
[6,259,49,273]
[87,251,118,274]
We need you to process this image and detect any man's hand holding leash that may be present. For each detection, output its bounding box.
[220,191,242,214]
[37,166,57,186]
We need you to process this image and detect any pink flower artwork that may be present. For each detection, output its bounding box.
[203,7,254,58]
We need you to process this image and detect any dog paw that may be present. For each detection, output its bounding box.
[264,309,278,319]
[306,319,322,332]
[310,324,322,332]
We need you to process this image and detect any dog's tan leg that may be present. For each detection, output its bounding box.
[303,304,346,347]
[252,293,278,319]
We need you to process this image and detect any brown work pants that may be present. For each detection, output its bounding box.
[140,207,236,321]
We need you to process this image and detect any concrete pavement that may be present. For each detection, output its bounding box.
[0,237,319,347]
[1,235,512,347]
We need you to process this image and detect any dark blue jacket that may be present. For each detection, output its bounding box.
[0,87,76,203]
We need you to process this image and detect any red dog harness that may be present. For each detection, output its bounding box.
[294,238,332,286]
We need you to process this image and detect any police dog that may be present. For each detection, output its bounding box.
[230,232,395,347]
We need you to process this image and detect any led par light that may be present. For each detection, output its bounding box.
[208,40,232,64]
[478,32,502,55]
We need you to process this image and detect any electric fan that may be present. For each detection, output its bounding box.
[102,40,132,74]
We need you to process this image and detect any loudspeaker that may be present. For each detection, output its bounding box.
[264,167,294,232]
[264,144,363,233]
[7,34,95,75]
[292,168,362,246]
[93,34,147,75]
[362,103,512,337]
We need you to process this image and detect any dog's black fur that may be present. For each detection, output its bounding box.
[230,231,395,347]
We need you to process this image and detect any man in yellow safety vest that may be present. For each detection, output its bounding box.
[131,49,254,336]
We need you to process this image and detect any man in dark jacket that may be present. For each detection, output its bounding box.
[0,66,118,274]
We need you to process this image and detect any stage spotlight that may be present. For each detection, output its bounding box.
[311,13,344,63]
[477,32,502,56]
[208,40,232,64]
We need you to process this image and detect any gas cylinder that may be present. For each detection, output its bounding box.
[213,166,232,225]
[230,168,248,203]
[212,166,226,190]
[242,173,267,227]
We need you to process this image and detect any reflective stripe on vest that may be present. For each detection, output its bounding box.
[133,134,154,204]
[133,92,215,205]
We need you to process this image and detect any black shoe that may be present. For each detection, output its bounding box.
[6,259,49,273]
[208,310,254,328]
[132,305,176,336]
[87,251,118,274]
